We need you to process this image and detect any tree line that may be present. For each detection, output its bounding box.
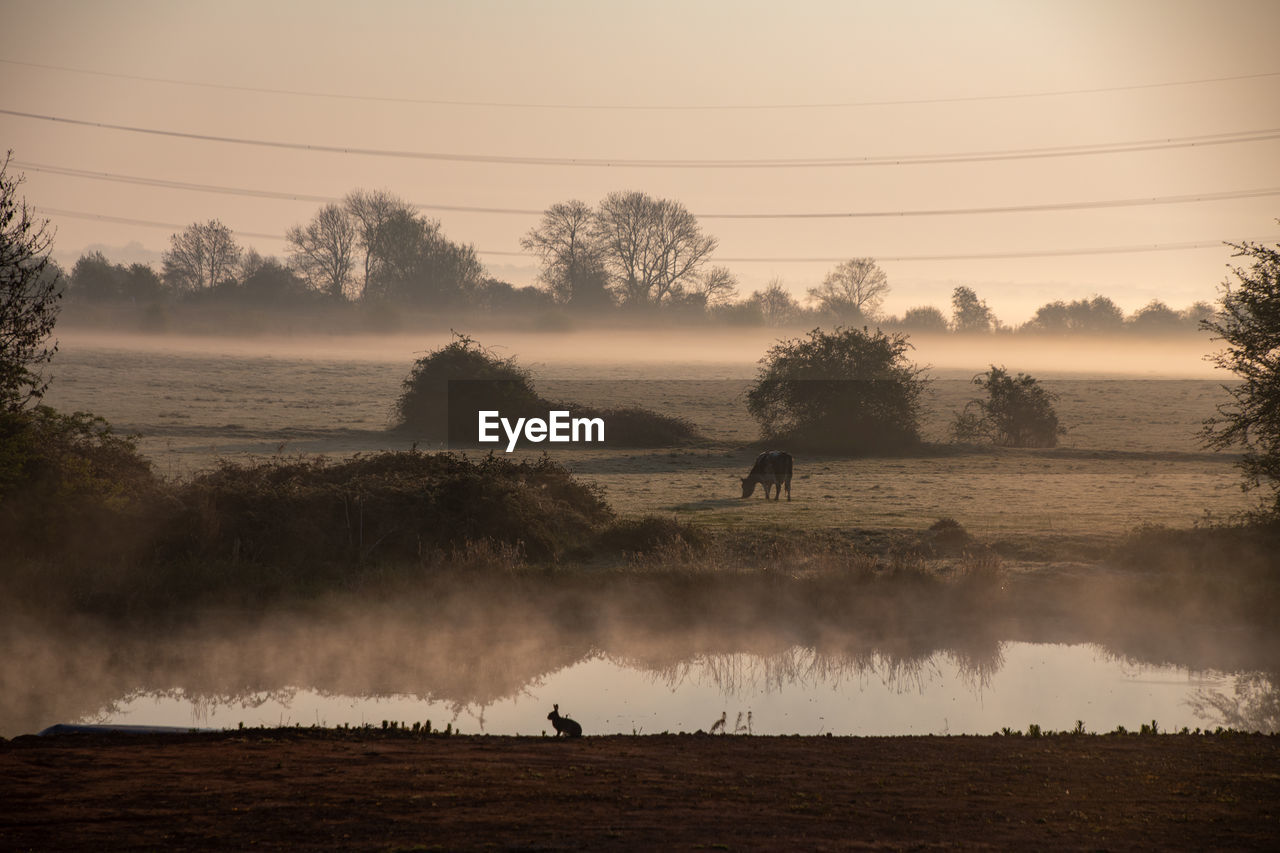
[53,186,1212,334]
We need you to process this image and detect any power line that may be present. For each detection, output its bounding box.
[35,205,1273,262]
[16,161,543,215]
[17,159,1280,219]
[5,108,1279,168]
[4,57,1278,111]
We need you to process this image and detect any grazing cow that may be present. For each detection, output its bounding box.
[741,450,793,501]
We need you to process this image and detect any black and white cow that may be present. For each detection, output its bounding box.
[741,450,793,501]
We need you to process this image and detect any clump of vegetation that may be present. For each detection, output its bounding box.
[394,333,544,441]
[927,518,971,552]
[1,153,62,412]
[952,366,1064,448]
[569,406,699,447]
[746,326,928,454]
[171,451,612,567]
[0,406,163,562]
[394,333,699,447]
[1201,235,1280,520]
[596,514,706,555]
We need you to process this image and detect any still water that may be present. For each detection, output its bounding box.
[69,642,1239,737]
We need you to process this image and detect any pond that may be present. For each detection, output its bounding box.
[20,642,1259,738]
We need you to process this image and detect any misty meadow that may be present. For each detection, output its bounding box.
[1,320,1276,740]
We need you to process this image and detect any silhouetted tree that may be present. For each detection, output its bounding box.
[69,251,121,301]
[1202,236,1280,519]
[345,189,417,296]
[163,220,241,292]
[69,252,162,302]
[898,305,950,333]
[593,191,717,307]
[951,286,996,333]
[287,203,357,299]
[240,257,311,306]
[0,153,61,411]
[696,265,739,307]
[746,326,927,453]
[521,199,611,310]
[364,210,482,306]
[749,279,801,326]
[807,258,889,323]
[1127,299,1184,333]
[952,366,1063,447]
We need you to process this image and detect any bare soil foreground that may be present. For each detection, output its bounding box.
[3,730,1276,851]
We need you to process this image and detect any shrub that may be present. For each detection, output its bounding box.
[0,406,162,560]
[952,366,1063,448]
[1202,236,1280,519]
[394,333,698,447]
[394,333,545,441]
[745,326,928,453]
[168,451,613,565]
[596,514,706,555]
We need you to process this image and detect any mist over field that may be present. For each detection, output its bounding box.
[0,322,1271,739]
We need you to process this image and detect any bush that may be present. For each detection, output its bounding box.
[0,406,162,560]
[394,333,545,441]
[1202,236,1280,519]
[394,334,699,447]
[745,326,928,453]
[168,451,613,565]
[952,366,1063,448]
[596,514,706,555]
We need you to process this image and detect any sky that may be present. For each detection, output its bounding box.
[2,0,1278,324]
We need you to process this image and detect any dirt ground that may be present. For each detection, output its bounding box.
[3,729,1276,851]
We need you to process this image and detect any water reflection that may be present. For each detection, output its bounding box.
[4,617,1274,736]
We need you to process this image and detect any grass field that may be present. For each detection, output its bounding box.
[41,329,1254,537]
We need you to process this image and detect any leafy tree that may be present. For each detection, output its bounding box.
[746,326,927,453]
[1,153,61,412]
[240,256,312,306]
[287,203,357,299]
[806,258,889,323]
[521,200,611,310]
[69,251,121,301]
[952,366,1063,448]
[898,305,950,333]
[951,286,996,333]
[162,219,241,292]
[1201,236,1280,519]
[1127,299,1185,333]
[1025,296,1123,333]
[70,252,162,302]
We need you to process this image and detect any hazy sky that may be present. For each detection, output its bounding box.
[3,0,1278,322]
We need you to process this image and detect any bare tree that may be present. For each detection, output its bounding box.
[1,152,61,411]
[593,191,716,306]
[696,265,739,306]
[753,279,801,326]
[287,204,357,299]
[520,200,609,308]
[162,220,241,291]
[346,189,415,297]
[807,258,889,322]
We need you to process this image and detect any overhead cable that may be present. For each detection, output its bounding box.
[5,109,1279,168]
[35,206,1272,262]
[17,160,1280,219]
[4,58,1278,111]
